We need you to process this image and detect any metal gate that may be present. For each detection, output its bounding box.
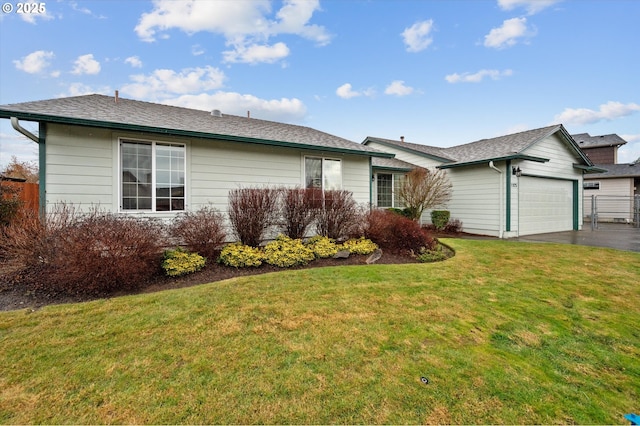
[587,195,640,229]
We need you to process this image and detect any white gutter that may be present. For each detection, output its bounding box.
[488,161,504,238]
[10,117,38,143]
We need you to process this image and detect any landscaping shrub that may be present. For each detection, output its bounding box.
[305,235,339,258]
[228,187,280,247]
[280,187,321,239]
[431,210,451,230]
[0,183,23,227]
[443,218,463,234]
[1,205,163,295]
[171,206,226,259]
[417,245,449,263]
[365,209,435,254]
[315,190,360,240]
[162,248,206,277]
[263,235,316,268]
[340,237,378,255]
[218,242,264,268]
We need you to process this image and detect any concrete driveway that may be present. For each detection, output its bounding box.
[514,223,640,253]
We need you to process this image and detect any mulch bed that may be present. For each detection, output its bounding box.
[0,250,422,312]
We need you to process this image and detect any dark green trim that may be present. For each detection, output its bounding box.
[437,154,549,169]
[0,111,394,159]
[573,180,579,230]
[573,164,608,173]
[369,157,373,207]
[38,122,46,217]
[372,165,413,173]
[506,160,511,232]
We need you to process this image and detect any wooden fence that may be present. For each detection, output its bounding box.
[0,181,39,214]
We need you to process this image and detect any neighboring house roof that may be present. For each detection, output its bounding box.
[0,94,393,158]
[371,156,416,172]
[583,163,640,179]
[0,174,27,182]
[366,124,595,170]
[572,132,628,148]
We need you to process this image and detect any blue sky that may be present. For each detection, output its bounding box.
[1,0,639,169]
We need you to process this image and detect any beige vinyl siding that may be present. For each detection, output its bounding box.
[45,124,114,211]
[446,164,502,237]
[584,177,635,222]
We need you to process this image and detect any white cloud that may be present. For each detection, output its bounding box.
[223,42,290,64]
[59,83,112,97]
[18,1,54,24]
[497,0,561,15]
[553,101,640,125]
[336,83,375,99]
[124,56,143,68]
[191,44,205,56]
[121,66,226,100]
[0,131,39,170]
[384,80,414,96]
[445,69,513,83]
[13,50,54,74]
[163,92,307,123]
[618,134,640,163]
[484,17,531,49]
[134,0,330,64]
[402,20,434,52]
[71,54,101,75]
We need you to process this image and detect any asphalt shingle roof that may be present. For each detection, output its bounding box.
[584,163,640,179]
[572,133,628,148]
[0,94,391,157]
[363,136,454,161]
[371,156,416,170]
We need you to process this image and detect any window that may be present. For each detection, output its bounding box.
[121,140,185,211]
[305,157,341,191]
[583,181,600,190]
[377,173,405,208]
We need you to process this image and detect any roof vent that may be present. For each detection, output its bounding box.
[211,109,222,117]
[400,136,405,142]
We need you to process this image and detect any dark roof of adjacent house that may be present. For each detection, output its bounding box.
[583,163,640,179]
[365,124,594,169]
[0,94,393,158]
[571,133,628,148]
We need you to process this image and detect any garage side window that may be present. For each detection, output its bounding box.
[305,157,342,191]
[121,140,185,211]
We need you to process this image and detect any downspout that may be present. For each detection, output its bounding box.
[488,161,504,238]
[10,117,38,142]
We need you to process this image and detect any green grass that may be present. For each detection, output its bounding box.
[1,239,639,424]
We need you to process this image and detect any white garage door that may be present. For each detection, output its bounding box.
[519,177,574,235]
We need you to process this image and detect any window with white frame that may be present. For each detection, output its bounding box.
[305,157,341,191]
[377,173,405,208]
[121,140,185,211]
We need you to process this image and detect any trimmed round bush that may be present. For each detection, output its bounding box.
[218,243,264,268]
[305,235,339,258]
[340,237,378,255]
[264,235,315,268]
[162,248,206,277]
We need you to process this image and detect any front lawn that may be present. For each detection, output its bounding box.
[1,239,638,424]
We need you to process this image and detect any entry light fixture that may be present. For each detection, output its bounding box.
[512,166,522,177]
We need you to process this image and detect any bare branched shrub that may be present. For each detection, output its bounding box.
[2,204,163,295]
[172,206,226,259]
[398,167,452,221]
[315,190,360,240]
[228,187,281,247]
[365,209,435,254]
[0,182,23,227]
[280,187,321,239]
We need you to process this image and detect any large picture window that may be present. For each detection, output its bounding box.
[376,173,405,208]
[121,140,185,211]
[305,157,342,191]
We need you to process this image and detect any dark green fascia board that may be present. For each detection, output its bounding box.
[437,154,549,169]
[0,111,395,159]
[372,165,413,173]
[363,137,452,163]
[574,164,608,174]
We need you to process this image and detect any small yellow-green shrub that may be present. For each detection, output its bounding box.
[417,244,449,263]
[341,237,378,255]
[218,242,264,268]
[305,235,339,258]
[162,248,206,277]
[264,235,316,268]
